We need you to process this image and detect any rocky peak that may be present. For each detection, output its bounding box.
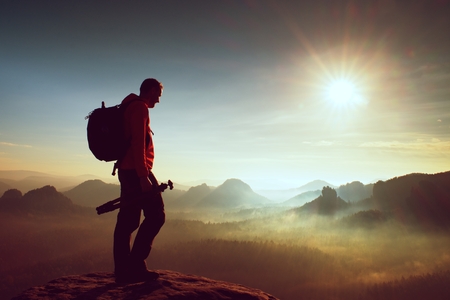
[1,188,22,199]
[12,270,279,300]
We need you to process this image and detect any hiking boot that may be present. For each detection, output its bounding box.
[131,270,159,282]
[115,270,159,284]
[115,275,130,285]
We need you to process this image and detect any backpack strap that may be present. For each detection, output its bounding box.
[112,161,120,176]
[111,98,150,176]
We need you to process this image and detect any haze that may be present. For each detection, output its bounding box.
[1,1,450,190]
[2,171,450,299]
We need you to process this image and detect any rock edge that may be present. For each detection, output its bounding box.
[12,270,279,300]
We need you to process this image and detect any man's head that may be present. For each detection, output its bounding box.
[140,78,163,108]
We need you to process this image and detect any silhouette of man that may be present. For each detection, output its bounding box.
[113,78,165,284]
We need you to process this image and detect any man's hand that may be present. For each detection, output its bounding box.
[139,176,153,192]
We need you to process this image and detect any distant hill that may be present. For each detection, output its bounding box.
[63,179,186,210]
[0,181,11,196]
[336,181,373,203]
[171,182,194,191]
[0,170,50,180]
[196,179,271,210]
[166,183,212,210]
[0,170,115,193]
[280,171,450,228]
[282,190,322,207]
[257,180,336,202]
[369,171,450,228]
[282,181,372,210]
[298,180,337,192]
[291,186,350,216]
[0,186,90,215]
[371,171,450,211]
[63,180,120,208]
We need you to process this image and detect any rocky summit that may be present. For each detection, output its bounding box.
[12,270,279,300]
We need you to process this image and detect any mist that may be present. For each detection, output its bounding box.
[1,171,450,299]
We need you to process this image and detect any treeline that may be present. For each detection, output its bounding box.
[150,239,450,300]
[2,209,450,299]
[152,239,337,293]
[366,270,450,300]
[0,213,114,300]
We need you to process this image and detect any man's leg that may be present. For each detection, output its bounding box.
[129,191,165,273]
[113,206,141,279]
[114,170,142,281]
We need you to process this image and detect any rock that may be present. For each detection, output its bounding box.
[12,270,279,300]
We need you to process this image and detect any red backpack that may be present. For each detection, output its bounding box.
[85,100,139,175]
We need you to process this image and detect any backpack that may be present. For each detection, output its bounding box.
[85,100,139,175]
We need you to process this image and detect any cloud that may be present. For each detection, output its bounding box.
[359,139,450,153]
[0,142,32,148]
[75,154,92,158]
[303,140,335,146]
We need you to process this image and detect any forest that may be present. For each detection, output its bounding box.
[1,171,450,299]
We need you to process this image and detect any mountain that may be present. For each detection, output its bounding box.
[336,181,373,203]
[165,183,211,210]
[282,190,322,207]
[63,179,187,210]
[63,179,120,208]
[371,171,450,211]
[8,176,82,192]
[369,171,450,228]
[282,181,372,210]
[0,171,116,193]
[0,180,11,196]
[291,186,350,216]
[0,186,89,215]
[257,180,336,202]
[196,179,271,210]
[0,170,50,181]
[406,179,450,228]
[297,180,337,192]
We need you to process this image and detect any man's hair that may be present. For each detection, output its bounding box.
[140,78,163,95]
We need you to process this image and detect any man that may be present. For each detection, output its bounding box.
[113,78,165,284]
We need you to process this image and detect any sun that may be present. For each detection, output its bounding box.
[327,79,356,105]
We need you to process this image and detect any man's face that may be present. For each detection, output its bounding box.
[146,87,162,108]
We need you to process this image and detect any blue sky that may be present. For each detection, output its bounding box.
[1,0,450,190]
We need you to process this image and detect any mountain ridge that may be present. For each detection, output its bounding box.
[195,178,271,210]
[0,185,91,215]
[63,179,120,208]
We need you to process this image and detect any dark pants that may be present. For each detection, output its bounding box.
[113,170,165,277]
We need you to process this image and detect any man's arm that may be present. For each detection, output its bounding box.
[128,102,153,192]
[140,176,153,192]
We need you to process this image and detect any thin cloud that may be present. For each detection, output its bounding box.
[75,154,91,158]
[359,139,450,152]
[303,140,335,146]
[0,142,32,148]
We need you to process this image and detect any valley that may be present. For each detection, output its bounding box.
[1,171,450,299]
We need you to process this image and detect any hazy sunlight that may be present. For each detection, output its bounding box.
[328,80,356,105]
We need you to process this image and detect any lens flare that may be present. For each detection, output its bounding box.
[328,80,356,105]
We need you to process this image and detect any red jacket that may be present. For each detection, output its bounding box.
[118,94,154,178]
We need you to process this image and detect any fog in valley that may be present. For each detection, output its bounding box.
[1,171,450,300]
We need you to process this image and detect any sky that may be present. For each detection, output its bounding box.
[1,0,450,190]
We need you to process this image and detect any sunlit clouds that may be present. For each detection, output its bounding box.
[0,1,449,189]
[360,139,450,154]
[0,142,32,148]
